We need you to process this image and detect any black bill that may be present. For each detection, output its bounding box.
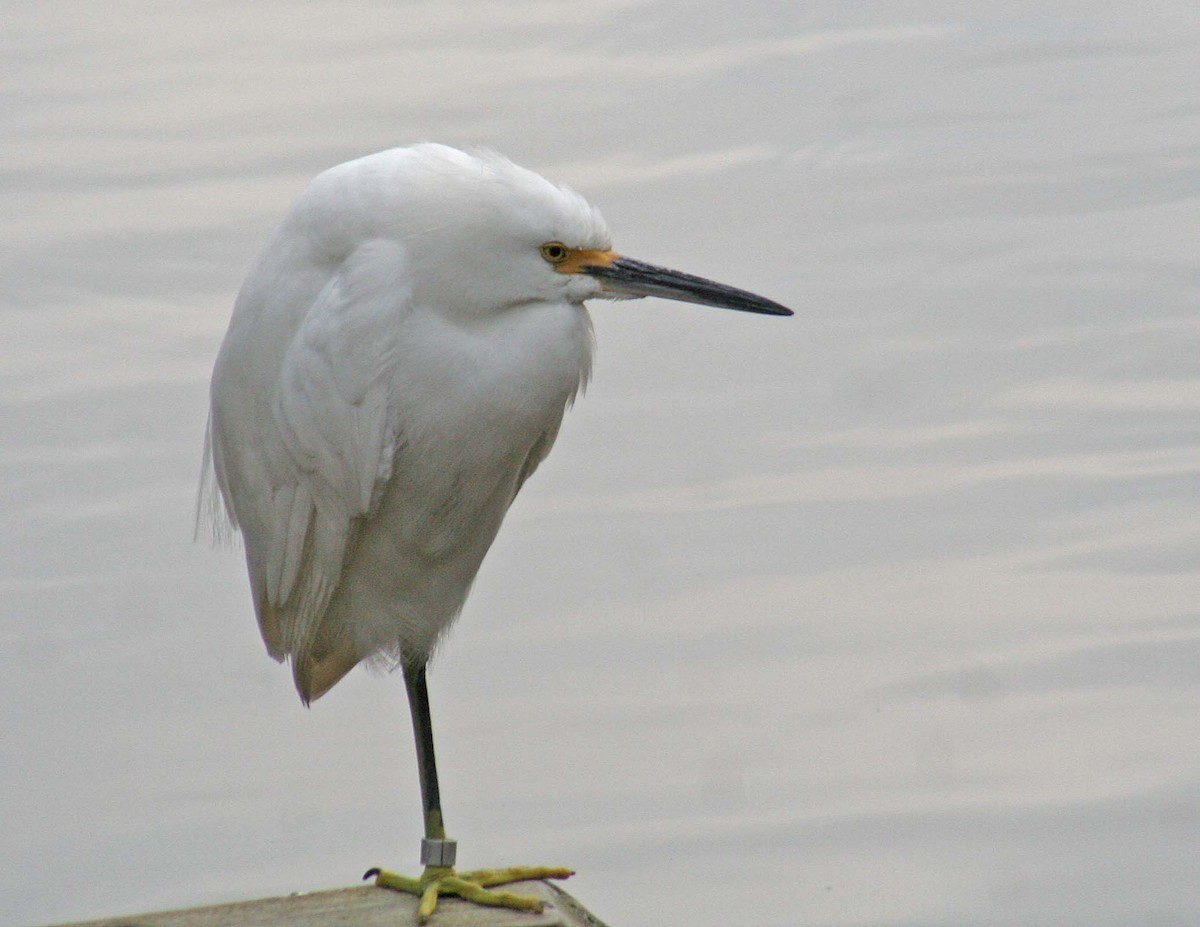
[584,256,793,317]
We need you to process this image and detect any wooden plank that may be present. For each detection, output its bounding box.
[43,881,610,927]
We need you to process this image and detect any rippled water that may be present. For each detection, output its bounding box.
[4,3,1199,926]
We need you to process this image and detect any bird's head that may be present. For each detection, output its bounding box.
[304,144,792,322]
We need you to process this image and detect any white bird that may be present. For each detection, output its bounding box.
[203,143,791,921]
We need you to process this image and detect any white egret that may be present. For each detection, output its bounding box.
[203,143,791,921]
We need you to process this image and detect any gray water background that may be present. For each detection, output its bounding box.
[3,3,1199,925]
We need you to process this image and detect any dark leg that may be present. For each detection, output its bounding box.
[403,663,443,839]
[403,662,447,843]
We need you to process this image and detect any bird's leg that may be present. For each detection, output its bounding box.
[406,661,450,846]
[365,663,572,923]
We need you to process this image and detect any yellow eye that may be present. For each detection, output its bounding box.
[540,242,570,264]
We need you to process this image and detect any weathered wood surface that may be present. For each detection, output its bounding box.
[42,881,610,927]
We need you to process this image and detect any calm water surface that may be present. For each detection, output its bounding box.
[3,3,1199,926]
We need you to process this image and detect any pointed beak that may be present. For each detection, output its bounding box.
[581,254,793,317]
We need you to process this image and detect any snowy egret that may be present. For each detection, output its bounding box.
[203,143,791,920]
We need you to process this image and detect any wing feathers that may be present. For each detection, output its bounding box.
[215,239,411,692]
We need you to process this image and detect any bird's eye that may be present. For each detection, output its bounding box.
[540,242,570,264]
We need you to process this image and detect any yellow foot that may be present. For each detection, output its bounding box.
[365,864,574,923]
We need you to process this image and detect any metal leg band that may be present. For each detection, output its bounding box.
[420,837,457,867]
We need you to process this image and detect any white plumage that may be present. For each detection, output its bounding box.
[206,144,605,700]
